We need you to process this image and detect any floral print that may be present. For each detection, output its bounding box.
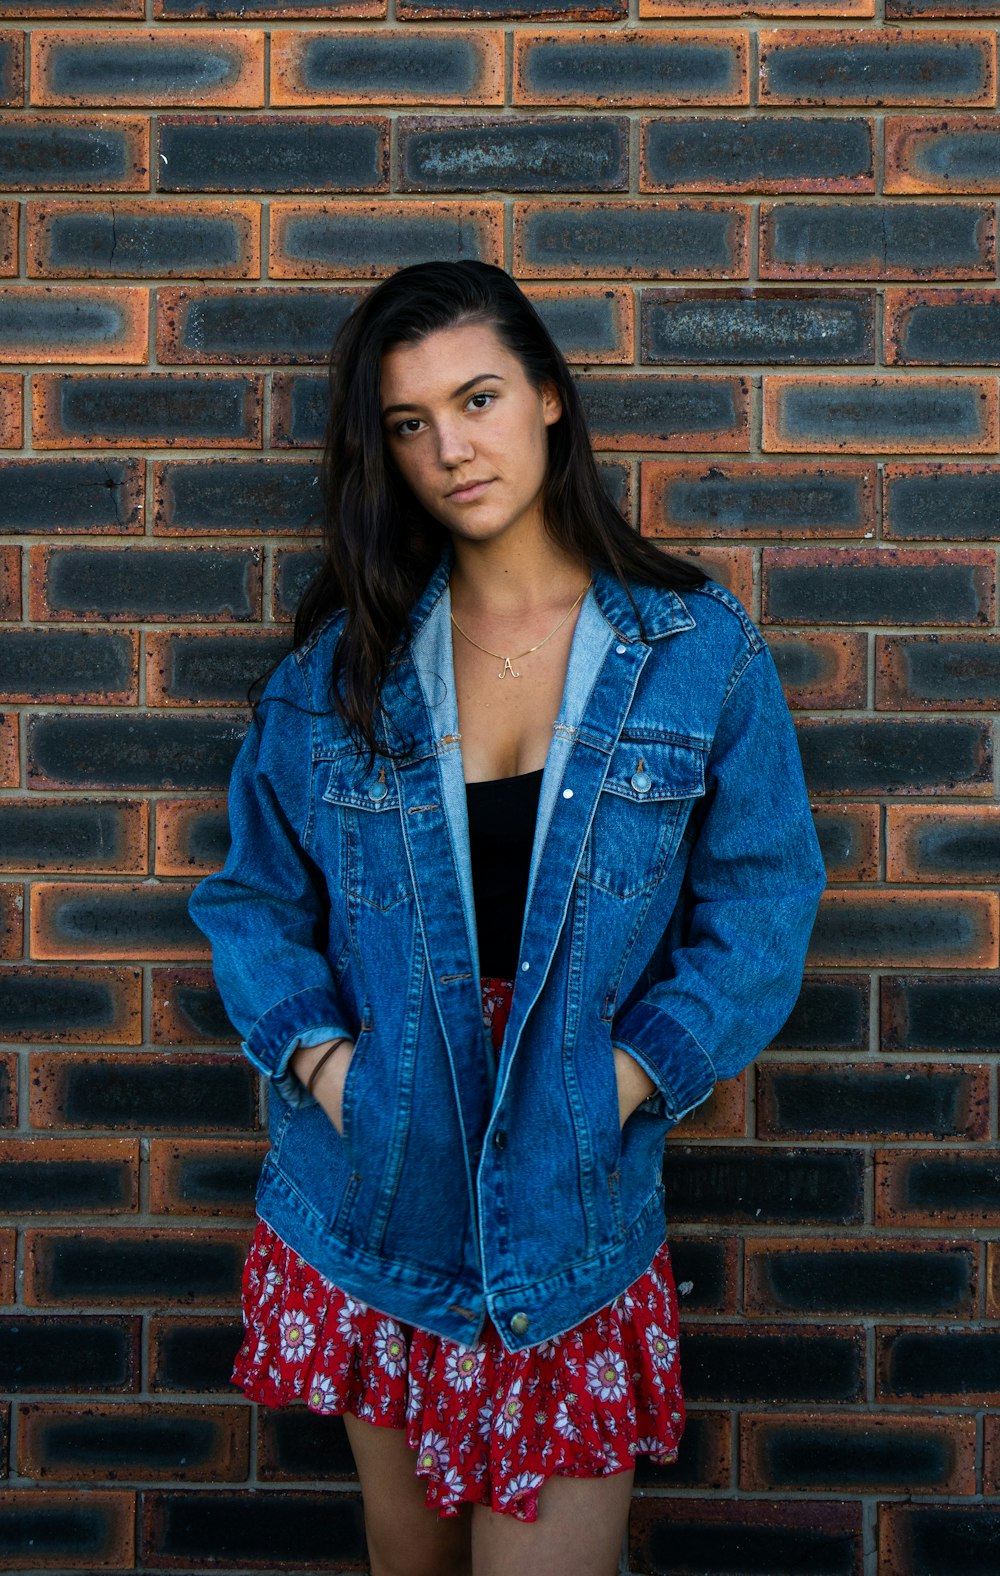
[231,974,686,1524]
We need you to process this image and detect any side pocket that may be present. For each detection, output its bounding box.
[607,1169,625,1239]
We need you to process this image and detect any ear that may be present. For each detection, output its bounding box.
[541,379,563,427]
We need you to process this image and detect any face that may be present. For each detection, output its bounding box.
[379,321,563,546]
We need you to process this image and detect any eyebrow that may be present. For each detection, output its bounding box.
[381,372,504,420]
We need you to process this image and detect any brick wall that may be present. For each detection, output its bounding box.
[0,3,998,1574]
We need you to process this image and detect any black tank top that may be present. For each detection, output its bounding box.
[465,768,544,979]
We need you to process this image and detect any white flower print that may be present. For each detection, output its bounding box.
[373,1319,408,1378]
[586,1348,628,1403]
[416,1430,450,1475]
[439,1465,466,1499]
[645,1323,677,1369]
[444,1344,485,1391]
[262,1265,284,1297]
[476,1397,495,1443]
[495,1377,524,1440]
[503,1470,544,1507]
[335,1293,366,1341]
[307,1373,339,1411]
[532,1333,563,1360]
[554,1397,581,1442]
[278,1308,316,1363]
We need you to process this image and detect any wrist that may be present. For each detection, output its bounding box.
[291,1037,350,1088]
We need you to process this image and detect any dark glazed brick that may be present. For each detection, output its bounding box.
[0,113,147,190]
[760,200,995,280]
[26,1229,250,1305]
[155,801,231,872]
[886,804,1000,877]
[32,1054,257,1131]
[19,1402,248,1481]
[757,1063,986,1141]
[0,32,22,105]
[32,28,263,108]
[271,198,501,278]
[27,712,247,792]
[148,1318,244,1393]
[0,965,140,1043]
[0,1142,137,1213]
[747,1241,976,1316]
[0,799,146,873]
[771,970,875,1046]
[886,114,1000,194]
[879,1328,1000,1402]
[760,29,995,106]
[30,199,260,279]
[0,457,142,534]
[158,114,387,193]
[641,288,874,365]
[152,969,237,1046]
[762,548,993,626]
[645,462,874,538]
[809,889,996,969]
[273,547,325,618]
[0,1317,138,1393]
[274,29,501,103]
[399,115,628,192]
[633,1411,728,1491]
[150,1140,262,1214]
[578,373,748,450]
[742,1413,969,1492]
[400,0,624,12]
[149,631,292,706]
[642,116,874,192]
[888,1,1000,12]
[271,372,327,448]
[0,629,136,703]
[796,715,995,794]
[661,1238,731,1314]
[0,1490,134,1567]
[630,1497,862,1576]
[143,1489,366,1567]
[884,974,1000,1053]
[887,287,1000,365]
[524,285,631,361]
[664,1146,863,1224]
[878,633,1000,708]
[515,30,747,106]
[883,1151,1000,1217]
[880,1507,1000,1576]
[154,459,320,535]
[763,374,998,453]
[516,199,747,279]
[33,372,262,448]
[158,285,356,365]
[31,881,204,960]
[258,1409,357,1481]
[885,464,1000,540]
[35,546,261,621]
[0,1,144,11]
[679,1325,863,1404]
[155,0,387,10]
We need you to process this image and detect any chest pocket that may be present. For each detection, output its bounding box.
[583,734,707,900]
[321,757,414,912]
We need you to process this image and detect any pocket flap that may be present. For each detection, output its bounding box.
[601,736,707,803]
[322,759,400,812]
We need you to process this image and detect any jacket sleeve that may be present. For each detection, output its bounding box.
[610,636,827,1126]
[187,650,355,1109]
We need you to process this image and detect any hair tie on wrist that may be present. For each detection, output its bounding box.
[306,1039,346,1097]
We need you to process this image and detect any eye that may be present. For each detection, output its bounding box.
[391,390,496,438]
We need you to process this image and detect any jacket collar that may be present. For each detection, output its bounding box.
[406,535,696,648]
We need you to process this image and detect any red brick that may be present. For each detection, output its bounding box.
[758,1060,990,1142]
[887,804,1000,882]
[0,541,17,617]
[766,630,867,709]
[0,1,142,11]
[24,1226,252,1307]
[0,113,148,191]
[876,1146,1000,1226]
[878,633,1000,711]
[147,1314,245,1393]
[640,0,873,12]
[4,965,141,1043]
[273,27,503,106]
[155,0,384,12]
[886,113,1000,193]
[149,1138,268,1215]
[154,799,227,877]
[27,197,261,280]
[150,967,238,1047]
[0,199,14,274]
[812,803,879,882]
[883,461,1000,541]
[762,544,996,627]
[666,1068,746,1140]
[0,1227,12,1301]
[0,1053,15,1128]
[0,30,21,106]
[514,30,749,108]
[0,373,21,447]
[760,29,996,107]
[270,197,502,279]
[0,1137,139,1214]
[0,1488,134,1569]
[0,879,23,959]
[759,198,996,282]
[810,888,998,968]
[642,460,876,540]
[31,373,263,450]
[741,1409,976,1494]
[885,285,1000,366]
[0,798,148,875]
[580,373,750,452]
[745,1234,979,1318]
[29,544,263,623]
[29,1050,255,1131]
[989,1242,1000,1318]
[0,285,147,364]
[18,1400,249,1482]
[30,880,206,962]
[31,29,264,108]
[762,374,1000,454]
[521,284,634,363]
[0,712,17,787]
[513,199,750,280]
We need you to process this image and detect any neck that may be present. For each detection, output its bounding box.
[448,530,590,620]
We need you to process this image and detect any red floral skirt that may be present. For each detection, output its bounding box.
[232,975,686,1523]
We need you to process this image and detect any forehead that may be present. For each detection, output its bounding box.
[380,321,510,397]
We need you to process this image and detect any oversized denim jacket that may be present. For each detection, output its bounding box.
[188,537,827,1352]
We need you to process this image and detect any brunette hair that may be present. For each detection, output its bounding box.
[261,260,707,760]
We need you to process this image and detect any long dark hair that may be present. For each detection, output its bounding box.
[266,260,706,759]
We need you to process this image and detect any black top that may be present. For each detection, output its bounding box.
[465,767,544,979]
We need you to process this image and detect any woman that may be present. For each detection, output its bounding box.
[189,260,826,1576]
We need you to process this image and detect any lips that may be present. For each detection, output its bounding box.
[447,479,493,501]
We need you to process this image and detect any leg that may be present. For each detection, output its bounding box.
[342,1411,473,1576]
[470,1463,634,1576]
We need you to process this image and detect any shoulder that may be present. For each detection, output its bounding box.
[657,573,765,692]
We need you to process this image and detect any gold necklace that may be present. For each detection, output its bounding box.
[449,579,592,679]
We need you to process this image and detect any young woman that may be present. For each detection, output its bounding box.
[189,260,827,1576]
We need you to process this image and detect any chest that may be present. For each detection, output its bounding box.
[452,613,580,783]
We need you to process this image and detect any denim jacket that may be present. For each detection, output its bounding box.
[188,537,827,1352]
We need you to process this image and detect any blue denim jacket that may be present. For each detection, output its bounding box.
[188,537,826,1352]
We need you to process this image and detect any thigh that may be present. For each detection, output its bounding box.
[470,1463,634,1576]
[342,1411,472,1576]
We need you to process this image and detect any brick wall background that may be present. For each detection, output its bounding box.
[0,2,998,1573]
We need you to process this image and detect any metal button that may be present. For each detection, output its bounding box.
[521,960,530,971]
[615,643,627,655]
[367,780,388,801]
[630,769,652,794]
[493,1128,507,1151]
[562,788,573,799]
[510,1311,530,1336]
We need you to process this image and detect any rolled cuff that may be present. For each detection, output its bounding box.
[242,984,355,1105]
[610,998,717,1123]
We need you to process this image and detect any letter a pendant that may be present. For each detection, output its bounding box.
[498,656,520,678]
